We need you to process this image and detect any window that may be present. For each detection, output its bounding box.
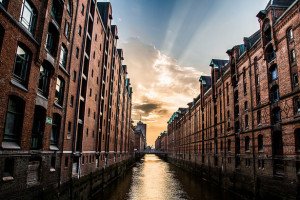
[20,0,37,33]
[46,23,59,56]
[3,158,14,178]
[291,49,296,63]
[90,88,92,97]
[270,85,279,103]
[81,4,84,15]
[0,25,4,53]
[64,156,69,167]
[0,0,8,9]
[67,0,72,15]
[70,95,74,107]
[245,136,250,152]
[50,113,61,147]
[258,134,263,151]
[272,107,281,124]
[293,73,299,88]
[76,47,79,58]
[257,110,261,125]
[73,70,77,82]
[55,77,65,106]
[95,34,97,41]
[59,45,68,69]
[38,64,51,97]
[270,65,278,81]
[244,101,248,111]
[67,121,71,135]
[13,45,31,85]
[78,25,82,36]
[245,115,249,129]
[265,45,276,63]
[31,106,46,149]
[51,0,63,26]
[3,96,25,144]
[295,129,300,153]
[227,139,231,152]
[88,108,90,117]
[64,21,70,39]
[294,97,300,114]
[51,156,56,170]
[287,28,294,42]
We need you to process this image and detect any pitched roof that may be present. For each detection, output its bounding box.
[265,0,296,10]
[209,59,229,69]
[244,30,261,49]
[199,75,211,86]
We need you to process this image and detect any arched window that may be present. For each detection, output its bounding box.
[20,0,37,34]
[46,22,60,57]
[258,134,263,151]
[59,44,68,69]
[13,45,31,85]
[270,85,279,103]
[3,96,25,144]
[51,113,61,148]
[55,76,65,106]
[38,61,53,97]
[287,27,294,42]
[245,136,250,152]
[269,64,278,81]
[31,106,46,149]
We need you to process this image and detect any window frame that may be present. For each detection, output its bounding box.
[19,0,37,34]
[13,45,31,85]
[55,77,65,106]
[3,96,25,144]
[59,45,68,69]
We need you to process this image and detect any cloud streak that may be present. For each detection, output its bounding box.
[120,38,203,145]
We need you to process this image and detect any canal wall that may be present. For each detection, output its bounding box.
[21,155,141,200]
[60,156,142,200]
[165,156,299,200]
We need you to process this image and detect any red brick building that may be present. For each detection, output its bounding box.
[0,0,133,199]
[164,0,300,198]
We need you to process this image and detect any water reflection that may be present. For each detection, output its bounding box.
[95,154,236,200]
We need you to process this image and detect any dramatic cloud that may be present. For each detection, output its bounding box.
[119,38,203,145]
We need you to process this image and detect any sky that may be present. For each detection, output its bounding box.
[107,0,269,146]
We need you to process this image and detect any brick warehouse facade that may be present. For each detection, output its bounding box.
[162,0,300,199]
[0,0,134,199]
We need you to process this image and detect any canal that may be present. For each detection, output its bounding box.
[94,154,238,200]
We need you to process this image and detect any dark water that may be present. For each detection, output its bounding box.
[94,154,238,200]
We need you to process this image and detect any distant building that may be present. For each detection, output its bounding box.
[155,131,167,152]
[134,129,145,152]
[135,121,147,145]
